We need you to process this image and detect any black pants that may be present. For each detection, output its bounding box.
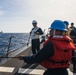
[31,39,40,54]
[43,68,68,75]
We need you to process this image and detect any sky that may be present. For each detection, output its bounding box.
[0,0,76,33]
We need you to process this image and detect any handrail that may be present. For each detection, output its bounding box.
[6,36,14,57]
[0,36,14,62]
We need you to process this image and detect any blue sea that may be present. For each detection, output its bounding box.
[0,33,30,56]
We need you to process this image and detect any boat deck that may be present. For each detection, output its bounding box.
[0,45,76,75]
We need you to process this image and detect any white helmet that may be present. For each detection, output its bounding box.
[32,20,37,24]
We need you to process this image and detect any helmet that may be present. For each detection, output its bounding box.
[32,20,37,24]
[63,21,69,25]
[49,20,67,31]
[71,22,74,25]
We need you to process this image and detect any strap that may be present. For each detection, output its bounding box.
[47,59,68,65]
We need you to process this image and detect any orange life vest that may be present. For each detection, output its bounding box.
[40,36,76,69]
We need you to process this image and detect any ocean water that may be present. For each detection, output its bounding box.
[0,33,30,56]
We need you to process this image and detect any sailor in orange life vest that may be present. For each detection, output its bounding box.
[18,20,76,75]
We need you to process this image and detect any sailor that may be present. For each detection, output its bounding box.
[64,21,76,73]
[18,20,76,75]
[69,22,76,73]
[63,21,70,36]
[69,22,76,44]
[70,22,76,31]
[30,20,43,54]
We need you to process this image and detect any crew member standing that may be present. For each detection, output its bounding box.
[30,20,43,54]
[70,22,76,31]
[64,21,76,73]
[69,22,76,73]
[18,20,76,75]
[63,21,70,36]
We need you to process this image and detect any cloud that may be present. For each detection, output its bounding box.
[0,0,76,32]
[0,9,5,16]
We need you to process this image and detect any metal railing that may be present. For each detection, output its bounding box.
[0,36,14,62]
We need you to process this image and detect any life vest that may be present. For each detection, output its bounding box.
[30,27,39,39]
[40,35,76,69]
